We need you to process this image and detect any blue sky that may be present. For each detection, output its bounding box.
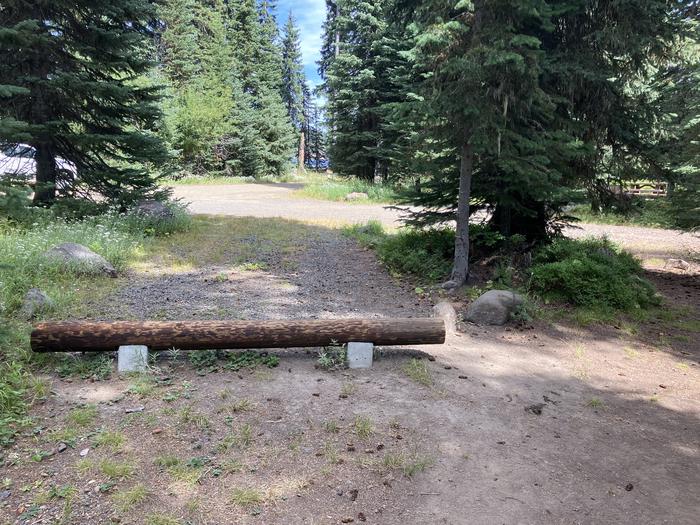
[276,0,325,88]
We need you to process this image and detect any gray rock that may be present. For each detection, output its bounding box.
[345,192,369,201]
[132,200,175,220]
[465,289,524,325]
[432,300,458,334]
[44,242,117,277]
[20,288,54,320]
[0,490,10,501]
[665,258,690,271]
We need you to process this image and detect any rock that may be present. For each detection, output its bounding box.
[345,192,369,201]
[525,403,545,415]
[44,243,117,277]
[19,288,54,320]
[440,280,460,290]
[665,258,690,271]
[57,443,68,453]
[433,300,458,334]
[0,490,10,501]
[132,200,175,220]
[465,290,524,325]
[79,448,90,457]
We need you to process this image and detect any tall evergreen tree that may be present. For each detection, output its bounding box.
[281,11,308,168]
[320,0,392,180]
[0,0,168,206]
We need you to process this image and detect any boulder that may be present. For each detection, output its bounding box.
[432,300,458,334]
[465,289,524,325]
[44,243,117,277]
[132,200,174,220]
[665,258,690,271]
[345,192,369,201]
[20,288,54,320]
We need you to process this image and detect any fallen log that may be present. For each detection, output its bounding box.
[31,318,445,352]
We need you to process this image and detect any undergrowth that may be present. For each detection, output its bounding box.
[0,206,190,446]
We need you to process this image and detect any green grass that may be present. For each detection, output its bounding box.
[93,430,126,452]
[145,514,183,525]
[353,415,374,439]
[402,358,433,387]
[569,200,674,229]
[382,452,434,478]
[230,487,264,507]
[297,175,399,203]
[113,484,149,511]
[99,459,135,480]
[0,208,190,446]
[67,405,98,427]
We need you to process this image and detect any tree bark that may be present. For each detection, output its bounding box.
[31,318,446,353]
[298,130,305,171]
[450,137,473,285]
[33,142,56,205]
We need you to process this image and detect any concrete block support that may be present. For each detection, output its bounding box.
[347,342,374,369]
[118,345,148,373]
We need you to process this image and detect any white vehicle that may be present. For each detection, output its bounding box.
[0,144,77,187]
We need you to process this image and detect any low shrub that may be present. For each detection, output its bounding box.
[529,237,659,310]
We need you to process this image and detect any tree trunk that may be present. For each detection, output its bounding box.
[33,142,56,206]
[298,131,305,171]
[450,138,473,285]
[31,318,446,352]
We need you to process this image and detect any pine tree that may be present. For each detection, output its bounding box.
[320,0,391,180]
[281,11,308,168]
[224,0,295,177]
[0,0,168,206]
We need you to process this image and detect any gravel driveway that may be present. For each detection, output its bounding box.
[173,183,700,260]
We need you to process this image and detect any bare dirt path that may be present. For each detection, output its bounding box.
[3,200,698,524]
[172,182,700,260]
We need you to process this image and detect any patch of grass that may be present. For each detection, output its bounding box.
[188,349,219,373]
[340,382,356,397]
[154,455,181,469]
[47,426,81,447]
[323,441,340,465]
[55,354,113,381]
[145,514,183,525]
[113,484,149,511]
[127,374,157,397]
[297,175,399,204]
[353,415,373,440]
[224,351,279,371]
[569,200,674,230]
[671,318,700,333]
[586,398,605,409]
[402,358,433,387]
[530,237,659,311]
[323,420,339,433]
[382,452,434,478]
[93,430,126,452]
[178,405,211,430]
[67,405,98,427]
[344,222,454,282]
[99,459,135,480]
[230,487,264,507]
[217,399,253,415]
[317,341,346,370]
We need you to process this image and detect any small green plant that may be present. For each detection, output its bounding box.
[317,341,346,370]
[93,430,126,452]
[113,484,149,511]
[178,405,211,430]
[353,415,373,439]
[224,351,279,371]
[154,455,181,468]
[188,349,218,373]
[586,398,605,409]
[67,405,98,427]
[323,441,340,465]
[127,375,157,397]
[218,398,252,415]
[402,358,433,387]
[99,459,135,480]
[230,487,263,507]
[323,420,339,433]
[382,452,433,478]
[145,514,182,525]
[56,354,113,381]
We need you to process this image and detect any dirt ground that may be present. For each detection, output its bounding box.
[1,190,698,524]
